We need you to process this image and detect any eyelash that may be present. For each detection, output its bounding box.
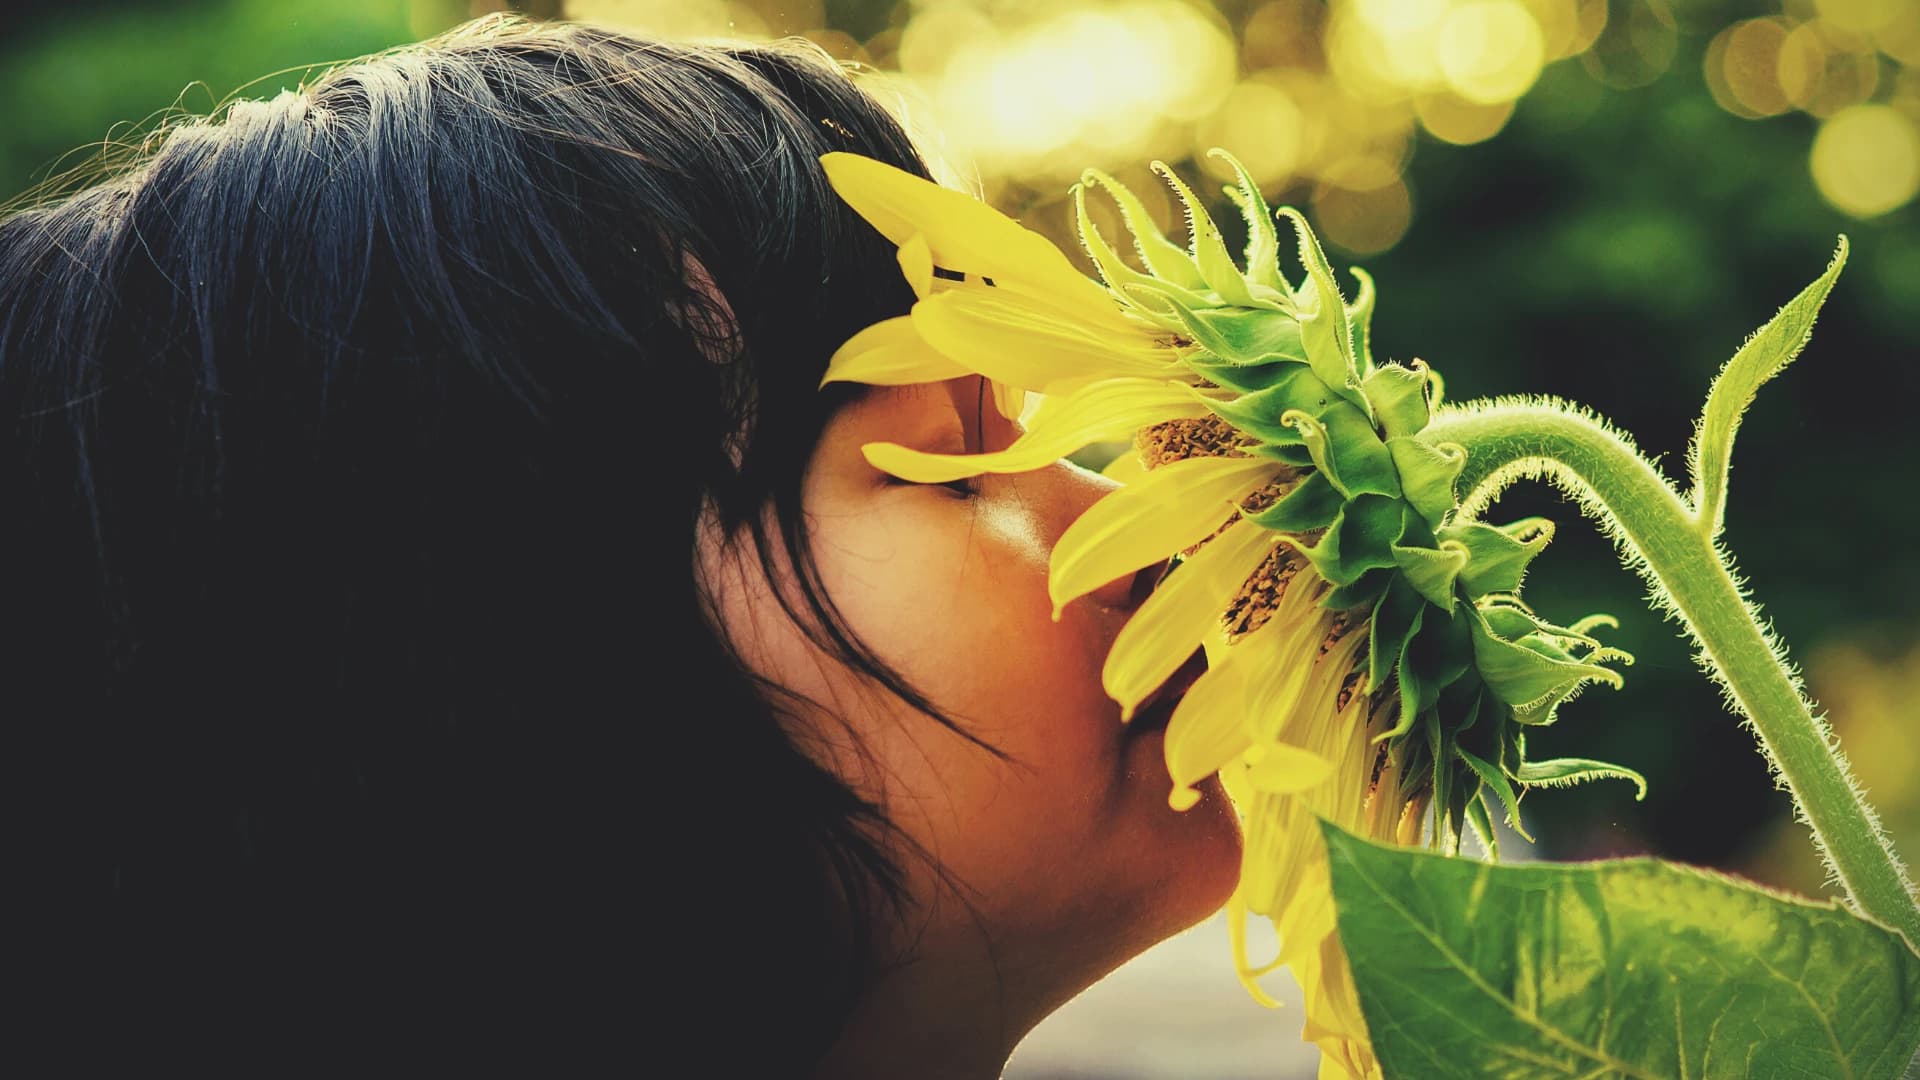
[887,475,977,498]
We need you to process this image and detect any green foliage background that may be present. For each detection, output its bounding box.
[2,0,1916,903]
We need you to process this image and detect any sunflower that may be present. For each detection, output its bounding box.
[819,150,1646,1078]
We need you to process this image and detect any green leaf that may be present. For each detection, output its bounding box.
[1689,237,1846,540]
[1323,822,1920,1080]
[1171,306,1310,366]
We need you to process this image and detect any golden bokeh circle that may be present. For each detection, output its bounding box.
[1810,103,1920,218]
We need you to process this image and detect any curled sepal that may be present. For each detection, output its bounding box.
[1387,437,1466,527]
[1468,604,1625,719]
[1346,267,1378,378]
[1322,568,1391,612]
[1368,575,1426,694]
[1456,743,1536,843]
[1361,360,1432,439]
[1080,168,1209,292]
[1512,756,1649,801]
[1154,298,1310,366]
[1282,492,1407,587]
[1284,406,1401,500]
[1442,517,1554,597]
[1276,207,1361,397]
[1194,364,1330,445]
[1462,789,1501,861]
[1209,149,1285,296]
[1689,236,1846,541]
[1246,469,1342,533]
[1153,161,1258,309]
[1072,183,1207,316]
[1391,538,1469,613]
[1181,354,1297,393]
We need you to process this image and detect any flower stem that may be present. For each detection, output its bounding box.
[1425,399,1920,949]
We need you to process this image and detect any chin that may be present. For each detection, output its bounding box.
[1138,773,1246,939]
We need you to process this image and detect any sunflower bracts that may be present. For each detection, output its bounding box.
[1087,154,1646,858]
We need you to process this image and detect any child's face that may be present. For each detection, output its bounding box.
[706,374,1242,1016]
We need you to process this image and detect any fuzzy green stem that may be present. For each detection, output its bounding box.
[1425,400,1920,949]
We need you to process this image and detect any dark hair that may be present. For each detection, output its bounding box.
[4,15,941,1069]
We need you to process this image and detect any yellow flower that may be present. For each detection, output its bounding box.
[818,150,1399,1077]
[819,149,1636,1080]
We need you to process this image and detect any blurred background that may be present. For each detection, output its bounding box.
[4,0,1915,1075]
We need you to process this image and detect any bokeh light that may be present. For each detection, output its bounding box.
[1811,102,1920,217]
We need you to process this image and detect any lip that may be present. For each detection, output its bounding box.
[1126,646,1208,735]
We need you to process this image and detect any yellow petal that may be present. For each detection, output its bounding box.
[1227,889,1288,1008]
[1101,517,1278,720]
[1050,454,1281,616]
[820,151,1118,320]
[1241,741,1336,794]
[1164,649,1258,809]
[990,379,1025,421]
[861,377,1204,484]
[821,315,971,387]
[1100,449,1147,484]
[898,233,934,300]
[912,288,1177,392]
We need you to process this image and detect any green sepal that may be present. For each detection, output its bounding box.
[1183,355,1295,393]
[1195,364,1329,444]
[1180,305,1309,366]
[1391,539,1468,612]
[1413,598,1475,693]
[1080,167,1208,291]
[1289,492,1406,586]
[1462,789,1500,861]
[1375,615,1428,744]
[1285,404,1401,500]
[1456,744,1535,843]
[1468,604,1625,718]
[1322,567,1391,612]
[1152,162,1259,309]
[1361,360,1432,439]
[1346,266,1378,378]
[1442,517,1554,596]
[1246,469,1342,532]
[1278,206,1361,396]
[1073,183,1207,320]
[1513,756,1649,801]
[1368,575,1426,694]
[1210,149,1284,296]
[1249,441,1315,467]
[1387,437,1466,527]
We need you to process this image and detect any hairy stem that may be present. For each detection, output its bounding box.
[1426,398,1920,949]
